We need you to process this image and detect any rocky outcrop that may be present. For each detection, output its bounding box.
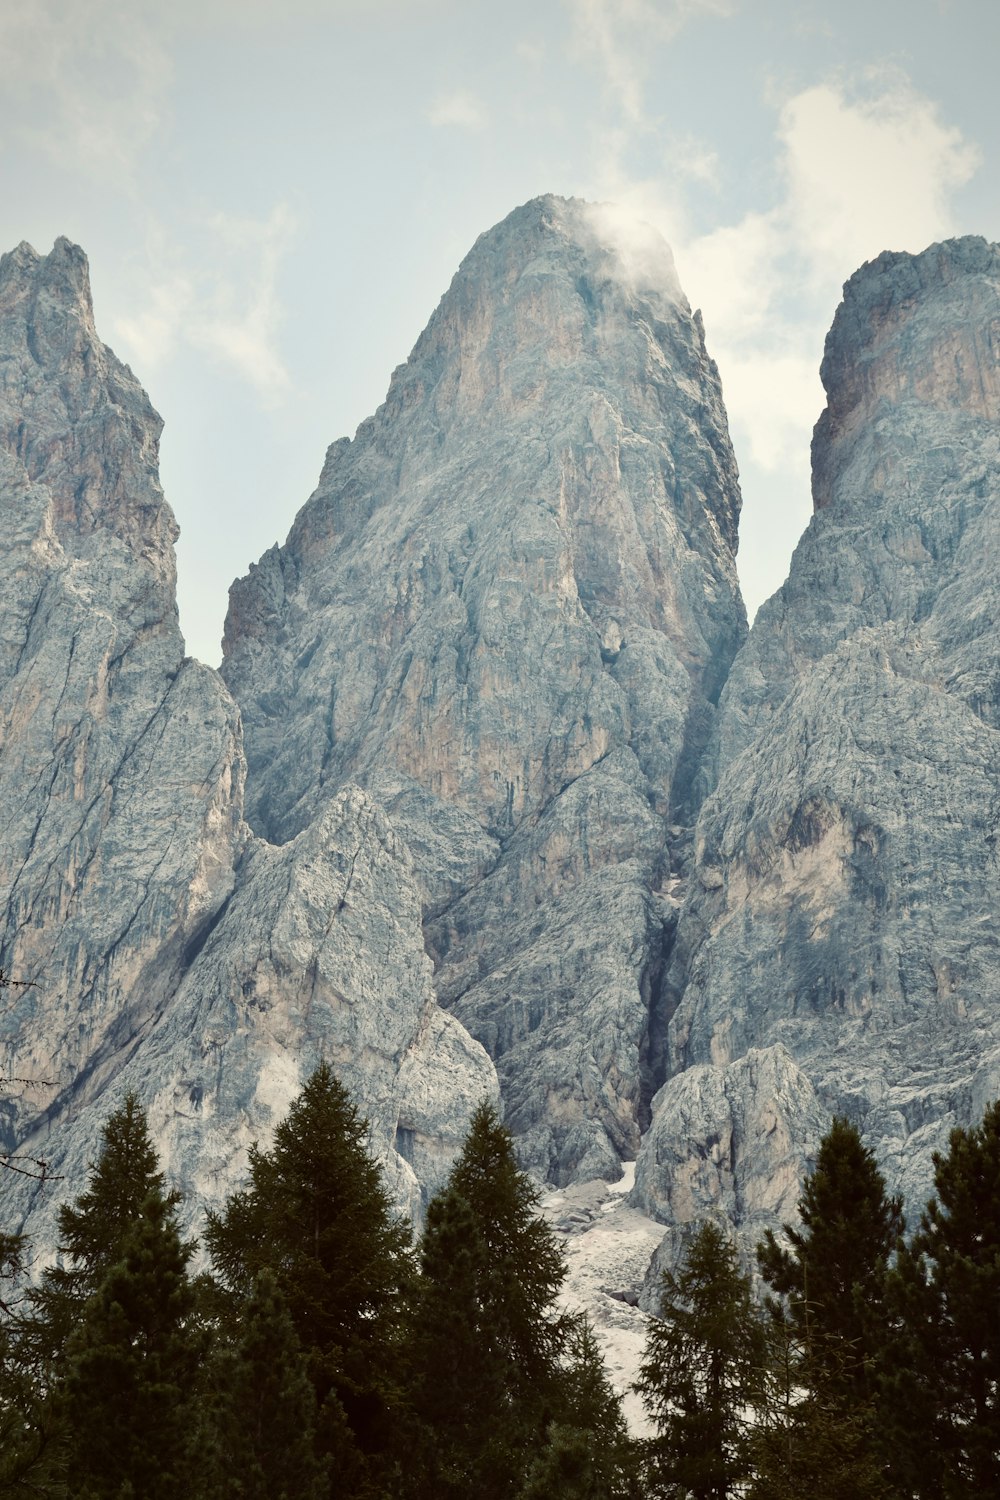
[222,196,747,1182]
[640,237,1000,1223]
[0,238,496,1242]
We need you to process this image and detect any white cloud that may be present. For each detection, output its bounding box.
[0,0,171,180]
[566,0,736,126]
[427,90,489,131]
[778,76,980,282]
[113,203,298,405]
[674,74,981,475]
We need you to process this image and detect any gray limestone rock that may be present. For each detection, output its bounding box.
[648,237,1000,1225]
[221,195,746,1181]
[0,238,497,1244]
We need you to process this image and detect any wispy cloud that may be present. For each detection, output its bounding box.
[427,90,489,131]
[566,0,736,126]
[114,203,299,405]
[0,0,171,180]
[677,72,981,472]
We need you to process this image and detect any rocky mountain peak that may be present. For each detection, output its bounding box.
[812,235,1000,511]
[0,235,175,592]
[221,195,746,1182]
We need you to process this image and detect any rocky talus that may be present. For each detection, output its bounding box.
[0,238,496,1245]
[637,237,1000,1230]
[221,195,747,1183]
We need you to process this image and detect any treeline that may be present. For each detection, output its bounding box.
[0,1070,998,1499]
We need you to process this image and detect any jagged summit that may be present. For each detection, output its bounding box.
[812,234,1000,511]
[222,194,747,1182]
[639,231,1000,1239]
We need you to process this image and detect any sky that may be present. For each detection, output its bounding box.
[2,0,998,666]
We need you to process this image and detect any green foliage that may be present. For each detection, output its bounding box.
[205,1061,413,1493]
[403,1102,575,1499]
[756,1116,903,1499]
[60,1191,204,1500]
[636,1219,766,1500]
[882,1101,1000,1497]
[26,1092,172,1374]
[757,1116,903,1405]
[201,1269,327,1500]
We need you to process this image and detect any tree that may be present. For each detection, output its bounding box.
[59,1190,204,1500]
[636,1219,766,1499]
[881,1100,1000,1497]
[205,1062,413,1494]
[403,1102,574,1500]
[757,1117,903,1403]
[26,1091,172,1372]
[756,1116,902,1498]
[201,1269,327,1500]
[522,1318,640,1500]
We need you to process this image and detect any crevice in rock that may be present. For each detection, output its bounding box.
[636,893,678,1132]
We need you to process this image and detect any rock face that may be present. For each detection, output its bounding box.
[638,237,1000,1226]
[0,238,496,1243]
[221,195,747,1182]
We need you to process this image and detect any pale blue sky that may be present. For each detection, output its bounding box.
[2,0,997,664]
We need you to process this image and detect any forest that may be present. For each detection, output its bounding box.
[0,1067,997,1499]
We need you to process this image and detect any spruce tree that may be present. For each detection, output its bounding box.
[757,1117,903,1402]
[26,1091,172,1373]
[881,1100,1000,1497]
[60,1190,204,1500]
[202,1269,327,1500]
[756,1116,902,1497]
[403,1102,573,1500]
[636,1219,766,1499]
[205,1062,413,1494]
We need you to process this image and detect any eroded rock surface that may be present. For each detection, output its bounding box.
[646,237,1000,1222]
[222,195,746,1181]
[0,239,496,1242]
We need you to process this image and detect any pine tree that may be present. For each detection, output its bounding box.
[881,1100,1000,1497]
[202,1269,328,1500]
[60,1190,204,1500]
[26,1091,171,1373]
[403,1102,573,1500]
[529,1317,640,1499]
[636,1219,766,1499]
[757,1116,903,1407]
[205,1062,413,1494]
[756,1116,902,1498]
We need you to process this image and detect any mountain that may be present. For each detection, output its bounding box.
[0,236,496,1247]
[221,195,747,1183]
[1,203,998,1309]
[634,236,1000,1245]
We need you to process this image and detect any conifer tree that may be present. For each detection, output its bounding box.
[403,1102,573,1500]
[202,1269,327,1500]
[26,1091,172,1372]
[882,1100,1000,1497]
[205,1062,413,1494]
[60,1189,204,1500]
[756,1116,902,1497]
[636,1219,766,1499]
[757,1117,903,1401]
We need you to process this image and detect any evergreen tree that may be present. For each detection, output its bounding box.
[748,1316,891,1500]
[533,1317,640,1499]
[403,1102,573,1500]
[0,1233,65,1497]
[202,1269,327,1500]
[881,1100,1000,1497]
[26,1092,171,1373]
[636,1219,766,1499]
[757,1116,903,1406]
[60,1190,204,1500]
[205,1062,413,1494]
[756,1116,902,1498]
